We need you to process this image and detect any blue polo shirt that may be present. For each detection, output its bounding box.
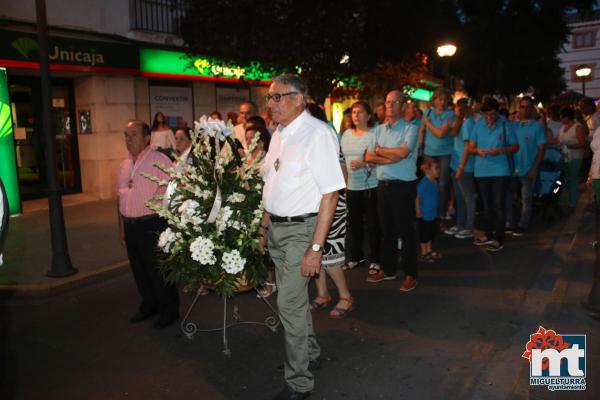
[371,119,418,182]
[512,120,546,176]
[417,176,438,221]
[407,117,422,129]
[470,116,518,178]
[450,116,475,173]
[424,108,456,157]
[341,128,378,191]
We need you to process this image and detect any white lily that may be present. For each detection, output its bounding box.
[194,115,233,142]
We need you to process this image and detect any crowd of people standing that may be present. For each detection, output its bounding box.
[116,73,600,400]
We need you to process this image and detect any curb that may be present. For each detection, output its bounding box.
[0,260,130,298]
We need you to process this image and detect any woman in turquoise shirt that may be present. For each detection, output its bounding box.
[421,87,455,220]
[469,97,519,252]
[446,98,476,239]
[341,101,380,272]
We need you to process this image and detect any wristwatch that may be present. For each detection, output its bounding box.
[310,243,323,253]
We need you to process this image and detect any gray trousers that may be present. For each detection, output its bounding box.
[268,216,320,392]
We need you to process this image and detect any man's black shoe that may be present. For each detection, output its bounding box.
[277,357,321,372]
[153,315,179,330]
[272,385,312,400]
[129,310,157,324]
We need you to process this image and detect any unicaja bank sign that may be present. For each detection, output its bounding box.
[0,30,138,72]
[48,44,105,66]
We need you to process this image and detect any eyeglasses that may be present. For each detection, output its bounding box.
[384,100,402,106]
[265,91,299,102]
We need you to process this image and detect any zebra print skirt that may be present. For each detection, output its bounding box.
[322,190,347,268]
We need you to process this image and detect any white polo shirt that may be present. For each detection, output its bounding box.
[261,110,345,217]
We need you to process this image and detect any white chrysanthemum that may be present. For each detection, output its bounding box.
[216,206,234,233]
[221,249,246,274]
[178,199,202,227]
[227,192,246,203]
[157,228,176,253]
[178,199,199,213]
[189,237,216,265]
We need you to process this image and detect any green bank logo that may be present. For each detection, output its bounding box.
[11,36,105,66]
[11,37,39,58]
[0,103,13,139]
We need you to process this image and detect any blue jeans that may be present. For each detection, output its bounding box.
[425,155,451,218]
[452,170,475,230]
[505,176,535,229]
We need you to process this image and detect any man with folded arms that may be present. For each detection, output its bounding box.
[365,90,420,292]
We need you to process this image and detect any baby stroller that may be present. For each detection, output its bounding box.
[533,146,565,222]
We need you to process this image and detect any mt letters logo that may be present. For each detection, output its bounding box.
[522,326,586,391]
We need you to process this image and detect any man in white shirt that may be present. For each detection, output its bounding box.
[258,74,345,400]
[233,100,258,149]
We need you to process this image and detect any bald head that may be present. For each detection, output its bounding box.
[124,120,150,156]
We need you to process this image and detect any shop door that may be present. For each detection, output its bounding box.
[9,77,81,200]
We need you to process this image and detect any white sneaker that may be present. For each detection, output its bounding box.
[444,226,459,235]
[368,262,380,270]
[344,261,360,270]
[455,229,474,239]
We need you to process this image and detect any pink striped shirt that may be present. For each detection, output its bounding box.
[117,147,172,218]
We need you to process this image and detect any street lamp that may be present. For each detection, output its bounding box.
[436,43,457,90]
[436,44,457,58]
[576,65,592,96]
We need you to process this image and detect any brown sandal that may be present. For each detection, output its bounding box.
[329,297,354,319]
[310,295,332,311]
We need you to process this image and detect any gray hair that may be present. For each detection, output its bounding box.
[272,74,308,105]
[387,89,405,102]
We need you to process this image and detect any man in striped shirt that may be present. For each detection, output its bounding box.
[117,120,179,329]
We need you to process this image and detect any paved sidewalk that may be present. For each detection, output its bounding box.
[0,196,129,296]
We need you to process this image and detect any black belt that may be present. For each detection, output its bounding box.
[270,212,318,223]
[378,179,413,186]
[122,214,159,224]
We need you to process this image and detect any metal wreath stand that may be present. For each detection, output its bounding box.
[174,136,281,356]
[180,287,281,357]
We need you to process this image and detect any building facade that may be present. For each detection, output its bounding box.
[559,10,600,99]
[0,0,269,211]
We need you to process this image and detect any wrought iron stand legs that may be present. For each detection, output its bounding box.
[180,289,281,357]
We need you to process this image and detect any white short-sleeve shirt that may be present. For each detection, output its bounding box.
[261,110,345,216]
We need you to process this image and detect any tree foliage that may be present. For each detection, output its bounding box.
[453,0,595,100]
[180,0,594,102]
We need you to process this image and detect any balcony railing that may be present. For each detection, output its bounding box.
[130,0,190,35]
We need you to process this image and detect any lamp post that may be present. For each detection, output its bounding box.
[436,43,457,90]
[35,0,77,277]
[575,65,592,97]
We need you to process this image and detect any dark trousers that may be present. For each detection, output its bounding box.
[377,180,418,279]
[124,216,179,319]
[475,176,508,245]
[346,188,381,264]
